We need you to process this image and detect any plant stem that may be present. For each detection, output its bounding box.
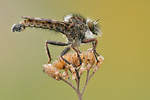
[77,90,82,100]
[81,70,89,95]
[60,77,76,91]
[88,71,95,81]
[76,78,82,100]
[61,70,96,100]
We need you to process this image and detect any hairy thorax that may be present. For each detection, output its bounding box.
[66,23,87,47]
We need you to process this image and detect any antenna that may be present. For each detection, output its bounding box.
[94,18,100,24]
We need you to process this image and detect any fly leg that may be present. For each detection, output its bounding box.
[92,41,99,56]
[61,46,80,79]
[81,38,100,63]
[71,46,82,66]
[45,41,70,63]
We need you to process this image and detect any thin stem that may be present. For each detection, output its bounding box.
[67,69,82,100]
[67,69,72,84]
[77,79,82,100]
[60,77,77,91]
[75,77,82,100]
[81,70,90,95]
[77,91,82,100]
[61,67,96,100]
[76,79,80,91]
[61,77,82,100]
[68,76,72,84]
[88,70,95,81]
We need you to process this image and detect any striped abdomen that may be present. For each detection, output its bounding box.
[12,16,71,34]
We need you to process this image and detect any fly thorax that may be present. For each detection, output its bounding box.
[72,39,80,47]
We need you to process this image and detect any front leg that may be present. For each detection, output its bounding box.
[81,38,100,63]
[45,41,70,63]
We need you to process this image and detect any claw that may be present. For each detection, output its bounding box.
[47,60,51,64]
[47,58,52,64]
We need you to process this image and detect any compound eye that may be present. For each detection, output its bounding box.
[88,22,94,32]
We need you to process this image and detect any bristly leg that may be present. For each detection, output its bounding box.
[92,42,99,56]
[82,38,100,63]
[61,46,80,79]
[45,41,70,63]
[71,46,82,66]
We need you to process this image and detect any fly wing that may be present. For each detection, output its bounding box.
[22,16,56,22]
[22,16,70,24]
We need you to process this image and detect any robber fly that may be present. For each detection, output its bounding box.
[12,14,101,79]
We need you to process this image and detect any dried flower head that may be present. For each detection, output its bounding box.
[79,63,86,76]
[43,64,62,80]
[43,48,104,80]
[94,55,104,72]
[84,48,96,67]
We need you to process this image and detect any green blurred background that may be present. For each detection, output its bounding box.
[0,0,150,100]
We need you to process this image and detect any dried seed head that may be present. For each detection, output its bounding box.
[96,55,104,65]
[43,64,62,80]
[53,53,80,70]
[70,65,75,72]
[63,53,72,63]
[80,51,85,62]
[94,55,104,72]
[84,48,95,66]
[87,64,92,70]
[70,53,79,66]
[43,48,104,80]
[72,72,76,80]
[53,60,65,70]
[79,63,86,76]
[62,70,69,79]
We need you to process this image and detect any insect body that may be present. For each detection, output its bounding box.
[12,14,101,79]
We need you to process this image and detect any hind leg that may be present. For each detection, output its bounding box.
[45,41,70,63]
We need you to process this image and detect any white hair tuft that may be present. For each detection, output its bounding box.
[64,14,73,22]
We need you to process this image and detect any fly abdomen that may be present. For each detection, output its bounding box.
[12,16,70,34]
[22,19,51,29]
